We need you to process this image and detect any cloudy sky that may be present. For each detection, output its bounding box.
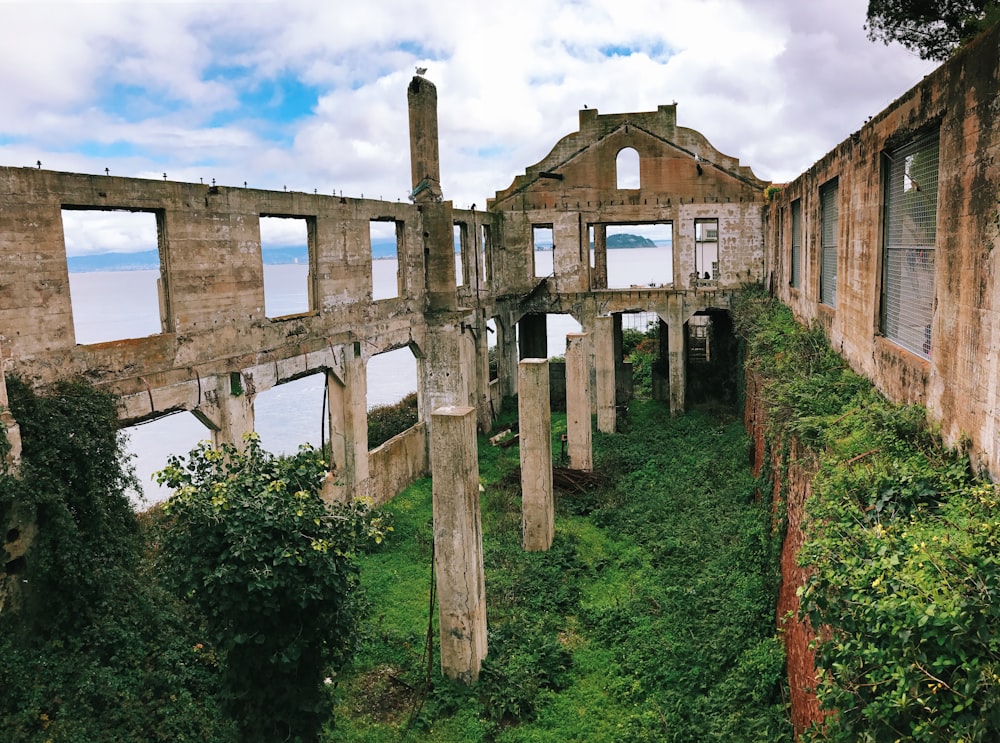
[1,0,937,218]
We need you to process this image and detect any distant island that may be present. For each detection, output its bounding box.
[606,233,656,248]
[535,233,660,252]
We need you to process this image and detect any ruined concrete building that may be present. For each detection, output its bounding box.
[1,20,997,690]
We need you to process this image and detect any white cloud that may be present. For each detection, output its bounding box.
[0,0,938,208]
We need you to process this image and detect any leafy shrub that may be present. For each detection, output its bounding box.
[155,436,375,742]
[0,377,233,742]
[478,619,573,726]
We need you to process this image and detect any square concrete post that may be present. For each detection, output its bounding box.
[431,405,487,684]
[322,345,369,502]
[593,315,616,433]
[668,319,686,415]
[518,359,553,551]
[565,333,592,471]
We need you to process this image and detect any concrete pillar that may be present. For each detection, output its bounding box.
[431,405,487,684]
[652,318,670,402]
[473,310,493,432]
[497,315,519,399]
[518,313,547,360]
[420,321,474,426]
[325,345,369,500]
[668,318,686,415]
[407,74,456,311]
[206,373,255,449]
[593,223,607,289]
[593,315,616,433]
[518,359,554,551]
[0,366,21,471]
[565,333,592,471]
[407,75,442,203]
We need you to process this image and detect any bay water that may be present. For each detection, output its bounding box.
[66,247,670,503]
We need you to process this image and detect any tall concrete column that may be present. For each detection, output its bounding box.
[206,373,255,449]
[431,405,487,684]
[593,223,607,289]
[420,321,474,425]
[565,333,592,471]
[518,359,553,552]
[518,313,547,360]
[667,317,687,415]
[407,74,456,311]
[325,345,369,501]
[497,315,519,399]
[652,318,670,402]
[593,315,616,433]
[473,310,493,431]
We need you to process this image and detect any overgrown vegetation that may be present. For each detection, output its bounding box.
[734,285,1000,741]
[0,378,380,742]
[155,437,375,742]
[0,378,235,741]
[368,391,419,449]
[332,394,790,740]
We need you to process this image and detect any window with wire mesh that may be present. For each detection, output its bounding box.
[881,132,939,359]
[790,199,802,288]
[820,178,839,307]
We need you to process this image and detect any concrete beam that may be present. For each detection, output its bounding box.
[431,405,487,684]
[518,359,554,551]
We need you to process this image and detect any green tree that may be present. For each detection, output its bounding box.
[866,0,1000,60]
[155,436,374,742]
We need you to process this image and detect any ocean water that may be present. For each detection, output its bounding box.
[66,249,667,503]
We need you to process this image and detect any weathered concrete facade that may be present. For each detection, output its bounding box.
[765,25,1000,478]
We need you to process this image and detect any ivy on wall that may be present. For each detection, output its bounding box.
[734,286,1000,741]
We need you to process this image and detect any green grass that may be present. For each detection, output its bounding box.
[328,403,791,742]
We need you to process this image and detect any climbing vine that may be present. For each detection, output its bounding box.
[734,286,1000,741]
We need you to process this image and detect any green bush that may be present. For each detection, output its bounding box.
[155,436,376,742]
[0,378,233,742]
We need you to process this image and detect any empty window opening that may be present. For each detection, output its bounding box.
[790,200,802,288]
[820,178,839,307]
[63,208,164,345]
[487,318,498,381]
[597,222,672,288]
[367,345,420,450]
[881,132,939,358]
[453,223,466,287]
[255,373,327,455]
[532,225,553,278]
[260,216,312,318]
[616,147,640,189]
[481,224,492,283]
[694,219,719,280]
[371,220,402,300]
[123,411,209,508]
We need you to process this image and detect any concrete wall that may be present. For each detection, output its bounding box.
[765,25,1000,477]
[365,422,428,508]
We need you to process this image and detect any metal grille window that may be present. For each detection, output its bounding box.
[881,132,939,358]
[820,179,839,307]
[790,199,801,288]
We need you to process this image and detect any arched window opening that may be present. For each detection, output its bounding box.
[616,147,640,190]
